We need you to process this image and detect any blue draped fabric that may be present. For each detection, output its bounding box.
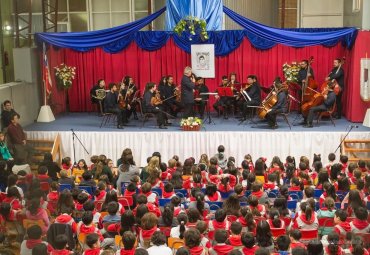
[224,6,358,49]
[35,5,358,55]
[165,0,222,31]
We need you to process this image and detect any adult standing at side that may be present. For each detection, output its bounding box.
[181,66,196,118]
[326,58,344,119]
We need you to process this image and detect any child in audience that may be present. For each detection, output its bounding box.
[208,209,230,231]
[94,181,107,201]
[317,197,336,235]
[170,213,188,238]
[234,184,248,202]
[251,182,268,204]
[54,206,77,233]
[255,220,274,253]
[289,229,305,250]
[241,232,259,255]
[50,234,72,255]
[162,182,176,198]
[6,174,24,199]
[35,166,53,184]
[26,198,50,234]
[343,189,365,217]
[217,174,236,193]
[325,153,336,172]
[141,182,158,204]
[187,208,202,228]
[147,231,172,255]
[331,209,351,237]
[3,186,22,210]
[339,155,349,173]
[296,187,314,213]
[237,207,256,234]
[83,200,101,225]
[319,182,337,207]
[138,212,159,247]
[358,159,368,173]
[209,229,234,255]
[47,181,59,214]
[196,221,211,249]
[289,177,302,191]
[135,194,160,217]
[204,184,222,202]
[345,235,368,255]
[247,195,266,217]
[350,207,370,233]
[82,233,102,255]
[275,235,291,255]
[292,201,318,230]
[80,171,97,187]
[171,196,185,216]
[226,222,243,247]
[263,173,278,191]
[76,192,89,211]
[325,232,343,255]
[117,231,137,255]
[267,209,285,229]
[20,225,53,254]
[77,211,104,241]
[188,191,209,218]
[184,228,207,255]
[102,202,121,224]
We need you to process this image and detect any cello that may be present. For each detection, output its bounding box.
[257,80,288,119]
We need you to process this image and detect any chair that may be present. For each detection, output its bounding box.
[314,189,323,199]
[255,175,265,183]
[100,112,117,128]
[138,98,156,128]
[152,188,163,197]
[220,191,234,200]
[59,184,72,192]
[78,186,95,195]
[159,198,172,207]
[268,190,279,198]
[115,235,123,248]
[300,229,318,244]
[78,233,87,251]
[287,200,298,211]
[277,95,292,130]
[168,237,184,251]
[118,196,134,209]
[316,100,336,127]
[206,201,223,211]
[271,228,286,238]
[23,219,45,230]
[288,191,303,200]
[335,202,341,209]
[175,189,188,198]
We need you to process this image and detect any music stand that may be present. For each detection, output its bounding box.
[217,87,233,97]
[200,92,217,125]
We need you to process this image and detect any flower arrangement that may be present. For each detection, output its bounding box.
[174,16,208,41]
[282,62,300,83]
[180,117,202,131]
[54,63,76,89]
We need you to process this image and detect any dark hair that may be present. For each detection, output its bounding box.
[276,235,291,251]
[176,247,190,255]
[292,247,308,255]
[27,225,42,240]
[28,198,41,216]
[328,153,336,162]
[170,171,183,189]
[7,174,18,188]
[32,243,48,255]
[7,186,21,200]
[194,191,205,216]
[256,220,272,248]
[205,184,217,197]
[290,229,302,241]
[307,240,324,255]
[187,208,201,223]
[82,211,94,225]
[334,209,347,222]
[240,207,256,232]
[330,163,342,180]
[337,177,350,191]
[247,195,261,216]
[151,231,166,246]
[340,155,348,164]
[348,189,365,213]
[304,186,314,198]
[223,194,240,217]
[177,213,188,239]
[107,201,119,215]
[269,208,281,228]
[299,202,313,222]
[122,231,136,250]
[136,205,148,225]
[255,248,271,255]
[241,232,255,248]
[120,210,135,235]
[86,233,99,248]
[161,204,174,227]
[273,197,289,216]
[214,229,228,244]
[214,208,227,222]
[54,234,68,250]
[354,206,368,221]
[254,159,266,176]
[184,228,201,248]
[327,232,340,255]
[77,192,89,205]
[323,182,337,201]
[135,248,149,255]
[38,166,48,175]
[230,221,242,235]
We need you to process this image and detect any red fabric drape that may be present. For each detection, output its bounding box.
[47,32,370,122]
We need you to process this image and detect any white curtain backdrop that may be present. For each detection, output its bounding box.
[26,131,370,167]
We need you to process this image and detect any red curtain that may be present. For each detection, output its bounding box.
[48,32,370,122]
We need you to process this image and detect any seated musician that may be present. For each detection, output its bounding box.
[229,72,241,114]
[104,83,128,129]
[122,76,139,120]
[90,79,106,115]
[213,76,233,119]
[194,77,209,119]
[265,79,287,129]
[143,82,169,129]
[303,81,336,128]
[165,75,183,117]
[239,75,261,121]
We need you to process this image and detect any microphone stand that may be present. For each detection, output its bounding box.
[334,125,356,153]
[71,129,89,165]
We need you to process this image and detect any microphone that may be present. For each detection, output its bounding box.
[350,125,359,128]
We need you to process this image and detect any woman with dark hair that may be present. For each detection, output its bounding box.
[238,207,256,234]
[343,189,365,217]
[39,152,60,181]
[188,191,209,217]
[337,177,350,192]
[170,213,188,238]
[316,169,329,189]
[56,189,74,214]
[158,204,178,227]
[170,170,184,189]
[25,198,49,234]
[136,204,149,226]
[116,149,139,195]
[92,155,113,184]
[255,220,274,252]
[245,172,256,191]
[72,159,88,183]
[182,158,194,177]
[307,240,324,255]
[254,158,266,177]
[223,194,241,217]
[292,201,318,230]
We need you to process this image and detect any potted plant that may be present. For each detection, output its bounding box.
[174,16,208,41]
[180,117,202,131]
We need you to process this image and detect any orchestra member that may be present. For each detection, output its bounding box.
[239,75,261,121]
[143,82,168,129]
[194,77,209,119]
[1,100,18,132]
[297,60,315,87]
[104,83,127,129]
[213,76,233,119]
[90,79,106,115]
[326,58,344,119]
[304,81,336,128]
[181,66,196,118]
[229,72,240,86]
[165,75,182,117]
[122,76,139,120]
[229,72,241,114]
[265,80,287,129]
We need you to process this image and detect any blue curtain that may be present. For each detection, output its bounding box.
[165,0,223,31]
[35,5,358,55]
[224,6,358,49]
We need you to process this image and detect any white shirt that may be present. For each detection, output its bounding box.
[170,225,188,238]
[147,245,172,255]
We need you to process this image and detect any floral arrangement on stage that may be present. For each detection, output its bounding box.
[282,62,300,83]
[174,16,208,41]
[54,63,76,89]
[180,117,202,131]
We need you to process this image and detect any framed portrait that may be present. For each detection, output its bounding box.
[191,44,215,78]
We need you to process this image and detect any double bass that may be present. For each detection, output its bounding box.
[301,57,319,103]
[320,57,345,96]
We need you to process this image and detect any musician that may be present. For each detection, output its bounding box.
[239,75,261,121]
[181,66,196,118]
[229,72,240,86]
[165,75,182,117]
[326,58,344,119]
[143,82,168,129]
[121,76,139,120]
[104,83,127,129]
[194,77,209,118]
[297,60,315,86]
[265,80,287,129]
[229,72,241,114]
[213,76,233,119]
[304,81,336,128]
[90,79,106,114]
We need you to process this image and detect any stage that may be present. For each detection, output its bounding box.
[25,113,370,166]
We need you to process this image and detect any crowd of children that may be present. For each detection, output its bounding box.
[0,145,370,255]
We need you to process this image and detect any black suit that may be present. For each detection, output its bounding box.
[181,75,195,118]
[161,83,182,116]
[240,83,261,118]
[1,109,18,131]
[143,91,166,126]
[265,91,287,127]
[328,67,344,118]
[195,84,209,118]
[104,91,127,126]
[306,90,336,124]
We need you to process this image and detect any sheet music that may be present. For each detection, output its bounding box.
[243,90,251,101]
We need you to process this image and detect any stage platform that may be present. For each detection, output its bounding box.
[25,113,370,166]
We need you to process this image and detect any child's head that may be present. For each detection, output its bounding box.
[7,186,21,199]
[348,162,357,174]
[77,192,89,204]
[151,231,166,247]
[290,229,302,242]
[82,171,92,181]
[107,201,119,215]
[304,186,314,199]
[358,160,366,168]
[267,173,276,183]
[307,240,323,255]
[164,182,174,193]
[126,182,137,192]
[291,177,301,187]
[276,235,290,251]
[340,155,348,164]
[54,234,68,250]
[214,229,228,244]
[50,181,58,191]
[187,208,201,223]
[122,231,136,250]
[82,211,94,226]
[328,153,336,162]
[214,208,226,222]
[170,196,181,207]
[255,248,270,255]
[38,166,48,175]
[137,194,147,205]
[86,233,100,249]
[251,182,263,192]
[141,212,158,230]
[141,182,152,194]
[230,222,242,235]
[268,208,282,228]
[241,232,255,248]
[205,184,217,196]
[334,209,347,224]
[135,248,149,255]
[247,195,259,207]
[195,220,208,235]
[62,157,71,166]
[354,206,368,221]
[83,200,95,211]
[323,197,335,211]
[27,225,42,240]
[354,169,362,179]
[327,232,340,255]
[234,184,243,196]
[90,155,99,164]
[184,228,201,248]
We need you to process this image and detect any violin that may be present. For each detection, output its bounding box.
[151,90,163,106]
